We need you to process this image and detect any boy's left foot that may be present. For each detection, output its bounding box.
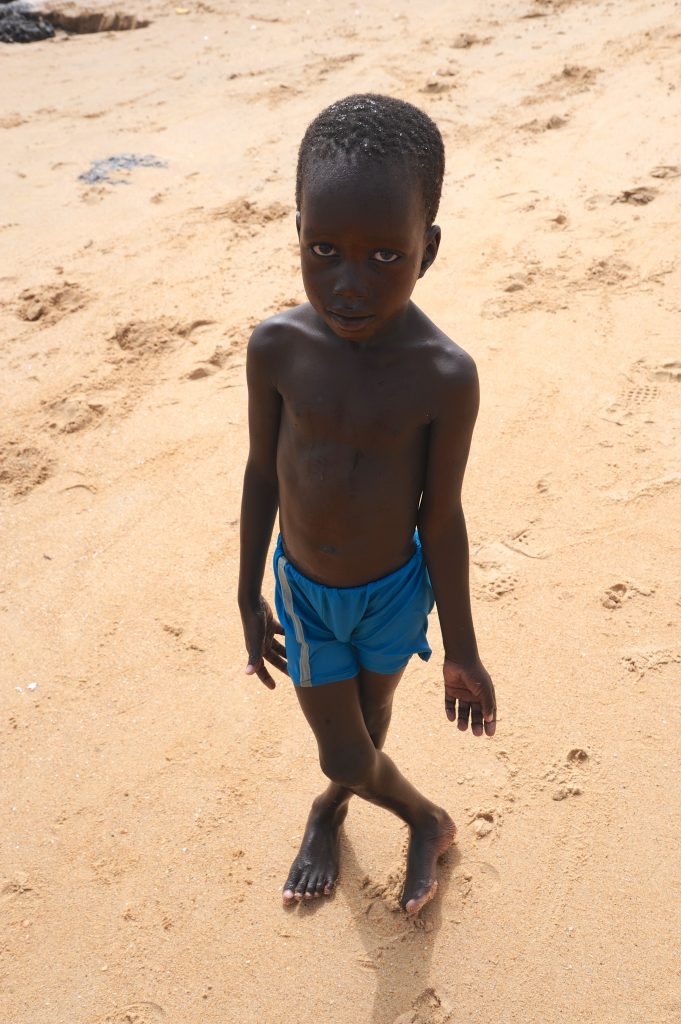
[401,809,456,915]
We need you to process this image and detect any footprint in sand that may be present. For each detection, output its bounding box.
[362,861,407,915]
[502,271,534,292]
[607,473,681,503]
[185,344,232,381]
[15,281,88,325]
[483,261,569,317]
[648,360,681,383]
[472,541,524,601]
[581,257,633,289]
[650,165,681,180]
[103,1002,165,1024]
[622,383,659,406]
[468,807,502,840]
[111,319,181,359]
[620,646,681,680]
[543,747,591,801]
[1,872,33,901]
[420,78,456,96]
[0,114,28,129]
[451,32,492,49]
[522,63,601,105]
[43,395,105,434]
[615,360,679,393]
[519,114,569,133]
[555,64,601,91]
[601,580,654,610]
[112,318,213,362]
[210,197,289,226]
[392,988,453,1024]
[473,570,518,602]
[0,442,54,498]
[504,527,549,560]
[614,187,657,206]
[604,374,660,424]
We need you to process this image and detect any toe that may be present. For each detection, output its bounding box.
[283,867,301,904]
[303,872,319,901]
[294,871,310,901]
[404,880,437,915]
[282,889,296,905]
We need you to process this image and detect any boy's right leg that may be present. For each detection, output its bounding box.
[284,671,454,912]
[282,667,403,904]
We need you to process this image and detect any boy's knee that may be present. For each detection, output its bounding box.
[363,702,392,746]
[320,741,376,789]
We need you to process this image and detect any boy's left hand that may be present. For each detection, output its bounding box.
[443,658,496,737]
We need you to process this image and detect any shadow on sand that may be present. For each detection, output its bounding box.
[342,833,458,1024]
[283,828,459,1022]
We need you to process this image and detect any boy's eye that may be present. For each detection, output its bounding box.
[310,243,337,257]
[372,250,400,263]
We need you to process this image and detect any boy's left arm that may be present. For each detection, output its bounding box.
[417,353,497,738]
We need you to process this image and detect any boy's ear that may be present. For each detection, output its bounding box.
[296,211,301,237]
[419,225,441,278]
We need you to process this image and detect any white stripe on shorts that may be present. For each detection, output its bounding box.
[276,555,311,686]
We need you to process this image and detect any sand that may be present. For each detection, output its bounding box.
[1,1,680,1021]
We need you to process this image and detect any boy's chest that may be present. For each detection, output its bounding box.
[279,347,433,445]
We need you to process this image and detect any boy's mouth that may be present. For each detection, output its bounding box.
[327,309,375,331]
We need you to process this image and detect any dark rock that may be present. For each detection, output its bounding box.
[0,5,55,42]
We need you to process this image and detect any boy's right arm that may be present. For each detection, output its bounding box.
[238,325,287,689]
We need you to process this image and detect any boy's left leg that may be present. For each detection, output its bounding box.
[285,672,455,913]
[282,666,403,904]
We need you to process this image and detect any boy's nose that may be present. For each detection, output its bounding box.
[333,262,369,298]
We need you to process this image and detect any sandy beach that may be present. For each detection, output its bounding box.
[1,1,680,1021]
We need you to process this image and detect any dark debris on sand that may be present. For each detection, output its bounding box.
[0,1,150,43]
[78,154,169,185]
[0,2,55,43]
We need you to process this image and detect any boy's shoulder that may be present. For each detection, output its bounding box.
[411,306,477,389]
[247,303,316,352]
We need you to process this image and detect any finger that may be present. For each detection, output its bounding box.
[264,651,289,675]
[444,696,456,723]
[246,658,276,690]
[477,677,497,723]
[457,701,471,732]
[270,638,287,657]
[470,704,484,737]
[484,710,497,737]
[256,664,276,690]
[273,620,285,635]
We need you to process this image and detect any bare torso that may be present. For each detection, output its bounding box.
[269,303,463,585]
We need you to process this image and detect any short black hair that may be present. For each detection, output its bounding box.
[296,94,445,226]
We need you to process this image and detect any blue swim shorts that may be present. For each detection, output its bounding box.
[273,535,434,687]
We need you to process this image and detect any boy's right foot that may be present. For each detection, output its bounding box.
[283,796,348,904]
[401,808,456,915]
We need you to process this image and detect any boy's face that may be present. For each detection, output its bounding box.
[297,159,440,343]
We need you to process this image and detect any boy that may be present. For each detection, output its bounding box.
[238,94,496,915]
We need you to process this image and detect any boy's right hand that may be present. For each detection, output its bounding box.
[241,596,288,690]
